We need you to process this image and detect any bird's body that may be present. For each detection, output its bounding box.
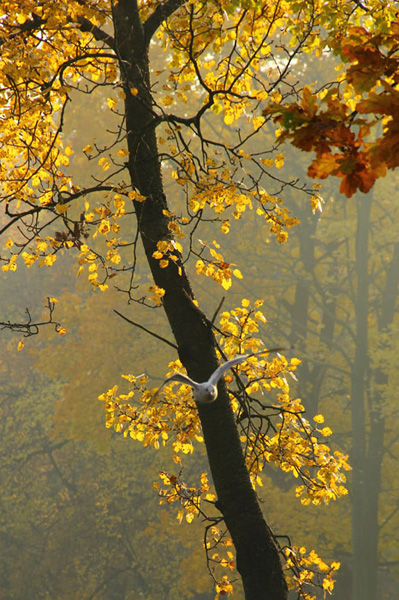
[157,372,220,403]
[155,351,281,404]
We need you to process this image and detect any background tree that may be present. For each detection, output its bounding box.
[264,7,399,599]
[0,314,218,600]
[251,176,399,600]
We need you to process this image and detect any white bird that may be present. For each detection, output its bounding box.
[155,349,283,404]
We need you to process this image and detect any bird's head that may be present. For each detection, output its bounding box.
[194,383,218,404]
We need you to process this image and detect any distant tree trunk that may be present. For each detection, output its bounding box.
[363,242,399,600]
[350,201,399,600]
[112,2,287,599]
[351,195,372,600]
[332,556,352,600]
[288,211,317,350]
[287,209,336,416]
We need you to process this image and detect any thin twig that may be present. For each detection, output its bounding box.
[0,298,62,337]
[113,309,178,349]
[211,296,225,325]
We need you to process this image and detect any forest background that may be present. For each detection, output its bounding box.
[0,1,399,600]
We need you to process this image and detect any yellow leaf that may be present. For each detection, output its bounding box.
[320,426,333,437]
[17,340,24,351]
[221,277,232,290]
[221,220,230,234]
[98,219,111,234]
[43,255,56,267]
[274,153,285,169]
[254,90,268,100]
[22,252,36,267]
[106,97,117,110]
[310,195,323,214]
[276,231,288,243]
[260,158,274,167]
[36,240,48,252]
[59,155,69,167]
[56,204,68,214]
[270,91,282,103]
[252,115,265,130]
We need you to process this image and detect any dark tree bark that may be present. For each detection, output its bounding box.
[111,1,287,598]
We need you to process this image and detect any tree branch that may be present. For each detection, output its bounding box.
[76,15,116,49]
[351,0,370,11]
[144,0,186,44]
[0,298,63,337]
[1,11,116,50]
[113,309,178,349]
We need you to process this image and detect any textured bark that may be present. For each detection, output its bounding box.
[112,2,287,598]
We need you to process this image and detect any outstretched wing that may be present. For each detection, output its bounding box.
[163,373,197,389]
[208,347,287,387]
[158,372,199,394]
[208,354,252,386]
[150,372,199,407]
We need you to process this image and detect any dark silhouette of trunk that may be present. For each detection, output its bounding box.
[111,2,288,598]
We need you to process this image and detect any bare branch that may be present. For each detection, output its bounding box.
[0,298,63,337]
[211,296,225,325]
[113,309,178,349]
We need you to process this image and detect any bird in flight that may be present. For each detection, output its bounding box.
[154,348,284,404]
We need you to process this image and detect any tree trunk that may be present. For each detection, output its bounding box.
[363,242,399,600]
[350,198,399,600]
[112,2,287,598]
[351,195,371,600]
